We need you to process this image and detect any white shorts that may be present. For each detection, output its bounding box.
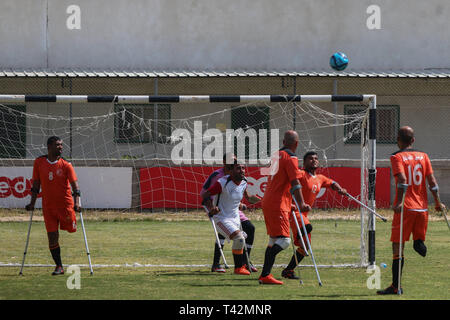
[214,217,241,240]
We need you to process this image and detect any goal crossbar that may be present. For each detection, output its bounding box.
[0,94,375,104]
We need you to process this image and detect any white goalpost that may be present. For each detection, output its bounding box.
[0,94,378,269]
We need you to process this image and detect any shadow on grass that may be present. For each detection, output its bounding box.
[153,270,261,286]
[155,270,223,277]
[291,293,375,298]
[188,284,257,288]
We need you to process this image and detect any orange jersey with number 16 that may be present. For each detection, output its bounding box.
[390,149,433,210]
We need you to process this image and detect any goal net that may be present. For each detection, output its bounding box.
[0,94,375,268]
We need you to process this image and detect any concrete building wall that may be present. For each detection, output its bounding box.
[0,0,449,71]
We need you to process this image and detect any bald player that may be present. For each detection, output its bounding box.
[259,130,311,285]
[377,126,445,295]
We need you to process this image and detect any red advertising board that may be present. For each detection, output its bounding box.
[0,167,132,209]
[140,167,391,209]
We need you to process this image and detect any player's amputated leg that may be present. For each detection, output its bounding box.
[413,239,427,257]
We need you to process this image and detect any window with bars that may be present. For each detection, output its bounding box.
[114,104,171,143]
[344,105,399,144]
[231,106,270,160]
[0,105,26,158]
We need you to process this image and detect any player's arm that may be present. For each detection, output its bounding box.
[199,188,207,199]
[390,154,408,214]
[290,179,311,212]
[244,189,261,204]
[330,181,347,195]
[426,173,445,211]
[200,172,218,199]
[393,172,407,214]
[285,156,310,212]
[202,193,214,213]
[26,180,41,211]
[70,180,82,212]
[202,181,221,216]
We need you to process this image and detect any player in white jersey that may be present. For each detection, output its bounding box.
[202,162,261,275]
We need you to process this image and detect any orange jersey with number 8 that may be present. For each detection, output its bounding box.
[390,149,433,210]
[32,156,77,209]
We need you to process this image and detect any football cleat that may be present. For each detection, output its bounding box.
[281,269,299,280]
[211,265,226,273]
[234,266,251,275]
[51,266,64,276]
[377,284,403,295]
[258,274,283,285]
[247,263,258,273]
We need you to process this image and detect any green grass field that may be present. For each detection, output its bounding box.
[0,209,449,301]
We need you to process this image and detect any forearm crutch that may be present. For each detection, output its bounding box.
[19,209,34,275]
[291,191,323,287]
[79,197,93,275]
[203,206,229,269]
[345,193,387,222]
[435,193,450,231]
[397,184,408,295]
[290,210,309,257]
[442,206,450,231]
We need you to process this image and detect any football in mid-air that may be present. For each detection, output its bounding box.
[330,52,349,71]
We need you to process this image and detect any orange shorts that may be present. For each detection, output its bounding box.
[390,208,428,243]
[289,211,311,248]
[43,207,77,233]
[263,208,290,238]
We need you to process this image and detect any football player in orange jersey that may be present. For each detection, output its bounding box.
[281,151,347,280]
[377,126,445,295]
[26,136,81,276]
[258,131,311,285]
